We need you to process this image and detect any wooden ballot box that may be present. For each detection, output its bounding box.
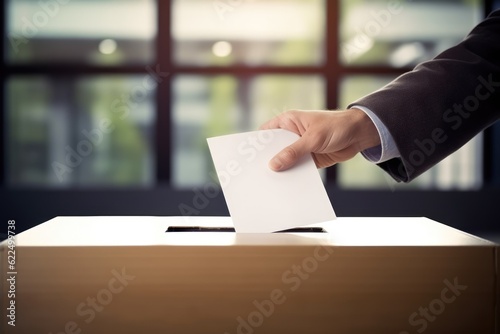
[1,216,499,334]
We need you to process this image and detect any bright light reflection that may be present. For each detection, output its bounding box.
[99,39,118,55]
[212,41,232,57]
[390,42,426,68]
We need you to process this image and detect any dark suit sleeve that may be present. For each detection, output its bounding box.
[349,10,500,182]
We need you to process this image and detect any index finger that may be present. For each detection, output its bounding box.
[259,116,281,130]
[259,111,301,134]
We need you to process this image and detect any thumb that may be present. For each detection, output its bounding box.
[269,136,310,171]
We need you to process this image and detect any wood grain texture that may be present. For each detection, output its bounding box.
[1,245,497,334]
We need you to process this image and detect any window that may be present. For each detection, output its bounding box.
[339,0,481,67]
[4,0,157,187]
[6,0,156,65]
[6,76,155,187]
[1,0,494,190]
[172,0,324,66]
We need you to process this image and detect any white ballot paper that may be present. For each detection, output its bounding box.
[207,129,336,233]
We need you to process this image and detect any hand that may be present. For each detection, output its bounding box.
[259,109,381,171]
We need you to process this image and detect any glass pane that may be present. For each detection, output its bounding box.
[172,0,325,66]
[172,75,325,187]
[6,76,155,187]
[6,0,156,65]
[340,0,482,67]
[338,75,482,190]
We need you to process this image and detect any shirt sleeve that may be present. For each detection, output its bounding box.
[351,105,401,163]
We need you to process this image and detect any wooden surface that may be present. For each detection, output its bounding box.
[1,216,498,333]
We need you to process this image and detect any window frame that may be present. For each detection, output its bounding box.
[0,0,497,188]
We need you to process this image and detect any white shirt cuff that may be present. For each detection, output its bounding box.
[351,105,401,163]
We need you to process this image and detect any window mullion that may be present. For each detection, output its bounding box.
[156,0,172,183]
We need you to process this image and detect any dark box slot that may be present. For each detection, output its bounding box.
[166,226,326,233]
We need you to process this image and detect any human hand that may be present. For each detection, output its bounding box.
[260,109,381,171]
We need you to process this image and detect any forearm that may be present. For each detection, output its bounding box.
[351,10,500,182]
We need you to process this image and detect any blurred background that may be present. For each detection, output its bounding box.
[1,0,499,240]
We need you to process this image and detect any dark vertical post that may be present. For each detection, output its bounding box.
[325,0,340,182]
[1,1,6,185]
[156,0,172,185]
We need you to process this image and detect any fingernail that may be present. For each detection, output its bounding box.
[269,159,283,171]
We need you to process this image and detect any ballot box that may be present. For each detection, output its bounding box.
[1,216,499,334]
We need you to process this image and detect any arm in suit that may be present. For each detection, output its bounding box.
[350,10,500,182]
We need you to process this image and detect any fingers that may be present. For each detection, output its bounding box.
[259,110,301,133]
[259,110,285,130]
[259,117,279,130]
[261,110,322,171]
[269,135,311,171]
